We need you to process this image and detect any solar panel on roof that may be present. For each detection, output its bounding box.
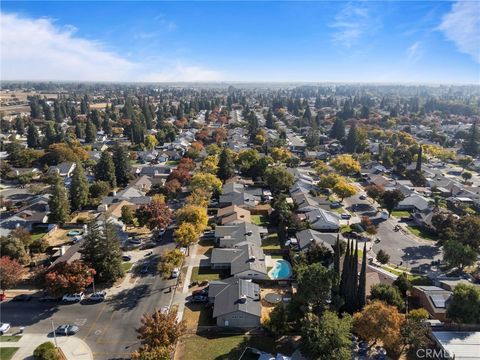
[430,295,447,308]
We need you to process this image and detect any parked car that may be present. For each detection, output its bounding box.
[122,255,132,261]
[158,228,166,237]
[62,293,84,302]
[12,294,33,302]
[198,280,209,287]
[55,324,79,336]
[191,294,208,303]
[88,291,106,302]
[141,242,156,250]
[171,268,180,279]
[140,265,150,274]
[359,195,367,200]
[39,292,60,302]
[160,306,170,314]
[179,247,187,255]
[341,213,351,220]
[192,288,208,296]
[0,323,11,335]
[330,202,342,209]
[129,238,142,245]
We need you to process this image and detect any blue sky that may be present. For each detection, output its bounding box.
[1,1,479,83]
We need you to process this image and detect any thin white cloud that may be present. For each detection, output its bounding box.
[329,3,375,47]
[0,12,222,81]
[438,1,480,63]
[407,41,423,63]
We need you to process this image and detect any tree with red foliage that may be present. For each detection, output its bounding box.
[164,179,181,196]
[136,196,173,231]
[0,256,26,292]
[178,157,196,171]
[44,260,95,296]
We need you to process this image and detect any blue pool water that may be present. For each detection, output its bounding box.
[269,260,292,279]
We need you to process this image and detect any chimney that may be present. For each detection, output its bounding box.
[239,294,247,303]
[249,255,256,262]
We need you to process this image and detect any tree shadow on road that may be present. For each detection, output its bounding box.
[108,284,150,312]
[401,245,441,262]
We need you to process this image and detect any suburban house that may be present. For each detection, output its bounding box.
[292,192,330,213]
[0,194,51,235]
[411,285,452,321]
[47,162,76,178]
[208,277,261,328]
[214,222,265,248]
[210,243,268,279]
[99,186,151,211]
[219,182,259,209]
[304,208,340,232]
[396,194,430,212]
[295,229,340,252]
[130,175,153,192]
[217,205,252,225]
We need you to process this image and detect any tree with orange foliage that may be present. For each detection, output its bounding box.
[44,260,95,297]
[353,301,405,356]
[136,196,173,231]
[135,308,186,350]
[0,256,26,292]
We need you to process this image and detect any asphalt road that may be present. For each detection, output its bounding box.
[343,187,442,272]
[0,232,178,360]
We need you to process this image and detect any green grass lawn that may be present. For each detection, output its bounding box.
[331,206,345,214]
[340,224,352,233]
[381,266,432,285]
[251,215,269,226]
[191,267,226,281]
[0,347,19,360]
[180,334,292,360]
[0,336,21,342]
[262,234,281,250]
[406,225,438,241]
[30,230,47,241]
[391,210,411,218]
[122,262,133,272]
[165,160,180,166]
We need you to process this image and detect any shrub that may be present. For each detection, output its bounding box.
[33,341,60,360]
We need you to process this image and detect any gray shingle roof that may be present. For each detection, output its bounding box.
[210,277,261,318]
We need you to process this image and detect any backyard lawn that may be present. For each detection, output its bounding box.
[191,267,227,281]
[262,234,281,250]
[251,215,269,226]
[177,333,292,360]
[30,230,47,241]
[166,160,180,166]
[0,347,19,360]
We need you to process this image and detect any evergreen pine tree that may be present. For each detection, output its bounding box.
[85,120,97,143]
[42,102,53,120]
[15,117,25,135]
[217,147,235,181]
[95,152,116,188]
[48,175,70,224]
[464,121,479,156]
[416,145,423,172]
[70,163,89,211]
[339,238,350,299]
[357,242,367,310]
[345,122,358,153]
[44,121,57,147]
[80,96,89,115]
[75,123,85,139]
[81,220,124,284]
[113,145,131,187]
[330,118,345,141]
[351,241,359,311]
[333,234,341,276]
[266,108,275,129]
[27,123,41,148]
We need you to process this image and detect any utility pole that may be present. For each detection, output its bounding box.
[51,319,58,348]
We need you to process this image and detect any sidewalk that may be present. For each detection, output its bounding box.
[11,334,93,360]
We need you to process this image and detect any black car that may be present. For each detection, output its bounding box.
[122,255,132,261]
[140,242,156,250]
[192,288,208,296]
[12,294,32,302]
[140,265,150,274]
[191,294,208,303]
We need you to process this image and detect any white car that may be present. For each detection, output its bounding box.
[62,292,84,302]
[171,268,180,279]
[88,291,106,302]
[0,323,11,335]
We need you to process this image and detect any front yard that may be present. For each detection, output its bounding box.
[191,267,227,281]
[0,347,18,360]
[175,333,293,360]
[183,303,215,330]
[391,210,411,218]
[406,225,438,241]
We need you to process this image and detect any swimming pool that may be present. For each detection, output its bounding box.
[269,259,292,279]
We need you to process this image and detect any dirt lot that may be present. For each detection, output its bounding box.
[260,285,293,322]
